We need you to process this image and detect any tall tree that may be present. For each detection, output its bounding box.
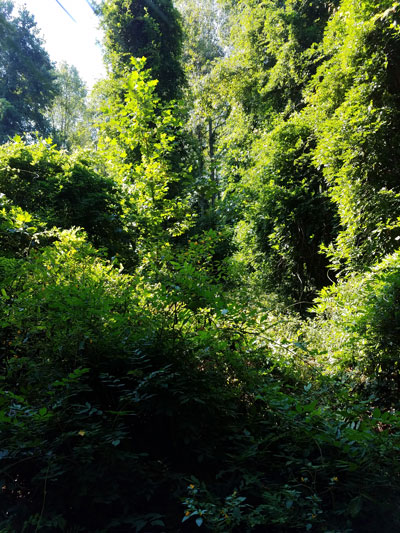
[101,0,185,101]
[47,62,88,150]
[176,0,228,214]
[0,1,57,142]
[97,58,193,260]
[176,0,225,79]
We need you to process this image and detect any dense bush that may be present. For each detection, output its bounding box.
[0,139,127,257]
[311,250,400,406]
[1,229,400,531]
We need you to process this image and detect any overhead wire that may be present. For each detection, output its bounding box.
[54,0,77,23]
[85,0,97,14]
[54,0,98,22]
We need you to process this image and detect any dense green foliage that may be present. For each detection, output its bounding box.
[2,0,400,531]
[101,0,185,100]
[0,139,126,256]
[309,0,400,270]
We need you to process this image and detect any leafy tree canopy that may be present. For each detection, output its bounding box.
[47,62,88,151]
[0,0,57,142]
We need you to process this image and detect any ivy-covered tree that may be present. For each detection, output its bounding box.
[218,0,339,125]
[205,0,341,303]
[101,0,185,100]
[0,1,57,142]
[234,115,337,304]
[308,0,400,271]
